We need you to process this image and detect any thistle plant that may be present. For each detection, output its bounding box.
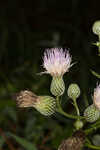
[15,21,100,150]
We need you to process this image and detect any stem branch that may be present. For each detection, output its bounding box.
[85,120,100,135]
[56,97,84,120]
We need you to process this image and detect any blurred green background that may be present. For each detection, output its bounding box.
[0,0,100,149]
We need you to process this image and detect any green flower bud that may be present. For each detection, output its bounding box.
[84,104,100,123]
[67,83,80,100]
[92,21,100,35]
[50,76,65,96]
[35,96,56,116]
[74,120,84,130]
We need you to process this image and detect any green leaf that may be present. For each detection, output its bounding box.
[9,133,37,150]
[90,70,100,79]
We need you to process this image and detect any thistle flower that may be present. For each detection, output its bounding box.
[43,48,72,96]
[93,84,100,110]
[16,90,56,116]
[43,48,72,77]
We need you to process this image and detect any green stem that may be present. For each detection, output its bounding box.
[83,94,89,107]
[97,36,100,55]
[73,98,80,117]
[85,143,100,150]
[98,46,100,55]
[85,120,100,135]
[85,138,91,144]
[98,35,100,43]
[56,96,84,120]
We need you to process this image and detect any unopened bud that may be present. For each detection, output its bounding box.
[74,120,83,130]
[84,104,100,123]
[67,83,80,100]
[35,96,56,116]
[92,21,100,35]
[50,76,65,96]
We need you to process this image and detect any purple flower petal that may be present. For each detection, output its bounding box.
[43,48,72,76]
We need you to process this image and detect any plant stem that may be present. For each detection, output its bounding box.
[85,143,100,150]
[83,94,89,107]
[73,98,80,117]
[56,96,84,120]
[85,120,100,135]
[97,36,100,55]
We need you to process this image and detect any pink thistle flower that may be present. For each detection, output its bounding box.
[43,48,72,77]
[93,84,100,110]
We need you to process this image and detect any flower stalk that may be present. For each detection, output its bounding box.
[56,96,83,120]
[85,119,100,135]
[73,98,80,117]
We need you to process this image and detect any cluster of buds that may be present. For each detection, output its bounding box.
[14,21,100,150]
[15,33,100,123]
[16,48,72,116]
[82,21,100,122]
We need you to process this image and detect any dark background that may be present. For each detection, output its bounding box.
[0,0,100,149]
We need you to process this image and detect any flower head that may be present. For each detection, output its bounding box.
[16,90,56,116]
[58,130,85,150]
[43,48,72,77]
[93,84,100,110]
